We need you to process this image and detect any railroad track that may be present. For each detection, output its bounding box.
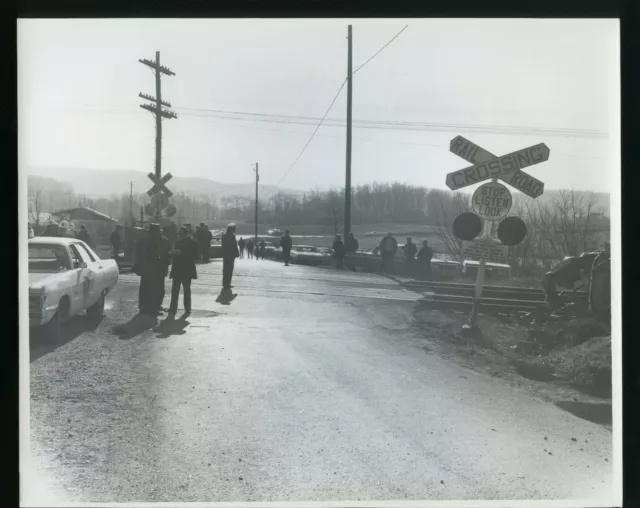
[399,279,586,313]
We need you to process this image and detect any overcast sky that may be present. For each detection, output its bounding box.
[18,18,619,194]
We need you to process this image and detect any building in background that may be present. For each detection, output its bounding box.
[51,205,117,256]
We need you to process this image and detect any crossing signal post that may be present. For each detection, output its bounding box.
[139,51,178,220]
[448,135,546,330]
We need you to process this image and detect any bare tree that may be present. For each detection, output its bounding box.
[28,184,45,228]
[428,189,470,260]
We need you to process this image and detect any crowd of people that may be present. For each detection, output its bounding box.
[33,219,98,249]
[237,237,268,260]
[131,225,435,315]
[31,218,434,316]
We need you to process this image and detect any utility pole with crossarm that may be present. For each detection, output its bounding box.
[139,51,178,220]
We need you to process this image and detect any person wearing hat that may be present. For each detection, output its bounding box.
[168,226,199,316]
[58,220,76,239]
[42,220,59,237]
[134,223,171,315]
[221,223,240,292]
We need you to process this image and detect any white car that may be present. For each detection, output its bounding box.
[28,237,119,339]
[290,245,325,266]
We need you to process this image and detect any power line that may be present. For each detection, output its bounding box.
[272,78,348,188]
[176,108,608,139]
[72,103,609,139]
[352,25,409,75]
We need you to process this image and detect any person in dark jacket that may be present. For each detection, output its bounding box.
[246,239,255,259]
[344,232,359,271]
[196,222,210,262]
[110,224,123,259]
[379,232,398,273]
[221,223,240,291]
[168,226,198,315]
[41,221,59,237]
[403,237,417,274]
[238,237,246,258]
[134,223,171,315]
[257,240,266,260]
[333,234,346,269]
[77,224,95,249]
[345,232,359,253]
[280,230,293,266]
[417,240,434,280]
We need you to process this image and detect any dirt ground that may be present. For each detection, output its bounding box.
[409,307,612,429]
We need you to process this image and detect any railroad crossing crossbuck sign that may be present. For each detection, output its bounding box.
[147,172,174,198]
[447,135,548,199]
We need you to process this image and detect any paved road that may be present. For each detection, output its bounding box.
[26,258,614,504]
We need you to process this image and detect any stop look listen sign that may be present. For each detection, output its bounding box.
[471,181,512,221]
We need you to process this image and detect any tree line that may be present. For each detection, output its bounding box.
[28,178,610,274]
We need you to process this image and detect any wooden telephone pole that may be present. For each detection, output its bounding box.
[344,25,353,240]
[138,51,177,220]
[254,163,259,244]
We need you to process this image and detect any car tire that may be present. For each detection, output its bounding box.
[87,290,106,319]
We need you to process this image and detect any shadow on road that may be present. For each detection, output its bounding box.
[216,290,237,306]
[555,400,612,426]
[30,315,104,362]
[154,315,190,338]
[112,314,158,340]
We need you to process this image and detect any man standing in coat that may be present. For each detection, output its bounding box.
[333,234,346,269]
[110,224,123,260]
[196,222,210,262]
[417,240,434,280]
[280,230,293,266]
[379,232,398,273]
[238,237,246,258]
[169,226,198,316]
[345,232,359,253]
[134,223,171,316]
[221,223,240,292]
[403,237,417,274]
[344,232,359,271]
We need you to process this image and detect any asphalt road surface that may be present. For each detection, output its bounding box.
[26,258,614,504]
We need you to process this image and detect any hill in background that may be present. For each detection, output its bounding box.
[27,167,611,217]
[27,167,302,203]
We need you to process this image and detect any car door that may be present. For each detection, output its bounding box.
[75,242,106,289]
[71,243,101,308]
[68,244,91,315]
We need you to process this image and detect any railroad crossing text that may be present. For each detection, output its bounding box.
[446,143,550,190]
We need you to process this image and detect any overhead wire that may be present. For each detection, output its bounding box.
[175,108,608,139]
[352,25,409,75]
[272,78,348,189]
[260,24,411,198]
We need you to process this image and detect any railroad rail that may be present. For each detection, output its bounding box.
[397,279,586,313]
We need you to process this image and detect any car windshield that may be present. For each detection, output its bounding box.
[29,244,71,272]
